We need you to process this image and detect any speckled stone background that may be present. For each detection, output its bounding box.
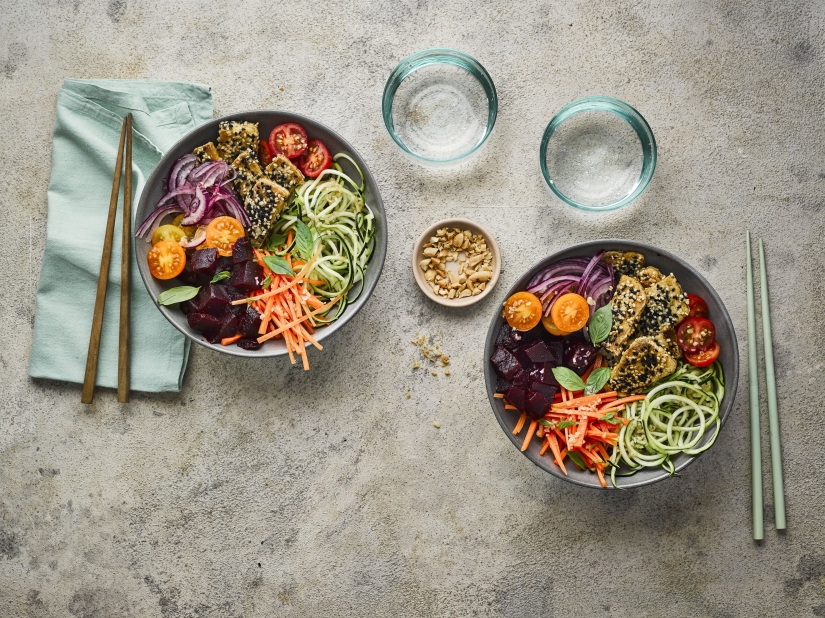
[2,1,824,616]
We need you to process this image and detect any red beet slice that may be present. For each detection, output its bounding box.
[504,386,526,411]
[232,236,254,264]
[230,261,264,292]
[190,284,231,317]
[236,338,262,350]
[525,390,552,420]
[191,247,219,277]
[217,313,239,340]
[186,312,220,334]
[490,346,522,380]
[238,305,262,338]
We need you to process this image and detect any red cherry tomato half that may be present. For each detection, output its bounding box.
[685,340,720,367]
[297,139,332,178]
[687,293,709,319]
[258,139,274,166]
[269,123,308,159]
[676,317,716,353]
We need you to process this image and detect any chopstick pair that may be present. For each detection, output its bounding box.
[745,231,786,540]
[81,114,133,404]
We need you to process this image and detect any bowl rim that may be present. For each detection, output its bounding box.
[135,109,387,358]
[412,218,501,307]
[382,47,498,164]
[483,239,739,489]
[539,96,657,212]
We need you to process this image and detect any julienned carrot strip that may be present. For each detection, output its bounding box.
[259,295,275,335]
[547,433,567,475]
[504,404,518,410]
[596,465,607,488]
[287,229,293,246]
[594,443,611,462]
[494,393,504,399]
[257,292,346,343]
[598,395,647,411]
[221,334,242,346]
[521,420,538,452]
[547,409,612,419]
[552,392,618,410]
[513,412,527,435]
[539,439,550,456]
[237,248,323,304]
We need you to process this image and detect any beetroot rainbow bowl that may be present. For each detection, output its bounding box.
[483,240,738,489]
[135,111,387,359]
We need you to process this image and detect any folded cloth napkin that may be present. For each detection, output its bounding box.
[29,79,213,392]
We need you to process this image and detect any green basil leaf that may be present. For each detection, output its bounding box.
[589,303,613,346]
[551,367,586,392]
[584,367,612,395]
[538,419,554,427]
[293,220,314,261]
[157,285,200,306]
[210,271,231,283]
[261,275,271,289]
[598,411,623,425]
[262,255,294,276]
[264,232,287,251]
[556,420,579,429]
[566,450,589,471]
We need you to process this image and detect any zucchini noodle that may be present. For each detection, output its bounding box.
[272,154,375,321]
[609,361,724,488]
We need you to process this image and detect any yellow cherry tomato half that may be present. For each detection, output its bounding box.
[151,224,186,245]
[503,291,543,331]
[205,216,245,257]
[542,314,572,336]
[550,293,590,333]
[171,214,198,237]
[147,240,186,280]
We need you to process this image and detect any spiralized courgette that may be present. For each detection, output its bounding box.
[609,361,724,487]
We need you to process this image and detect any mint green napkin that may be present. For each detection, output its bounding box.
[29,79,213,392]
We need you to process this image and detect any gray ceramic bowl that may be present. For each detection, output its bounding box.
[483,240,739,489]
[135,111,387,358]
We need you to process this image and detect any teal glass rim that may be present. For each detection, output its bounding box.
[382,48,498,164]
[539,96,657,212]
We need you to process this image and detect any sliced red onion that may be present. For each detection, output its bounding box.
[168,154,198,191]
[135,204,184,240]
[189,161,230,187]
[181,186,207,225]
[576,251,605,295]
[180,226,207,248]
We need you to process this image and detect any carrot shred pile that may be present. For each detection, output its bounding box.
[228,246,345,371]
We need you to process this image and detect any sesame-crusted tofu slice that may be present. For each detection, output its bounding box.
[602,275,647,358]
[602,251,645,278]
[243,178,289,242]
[635,274,690,337]
[231,149,264,199]
[264,155,304,194]
[193,142,220,163]
[637,266,664,288]
[608,337,677,396]
[654,328,683,361]
[216,121,259,162]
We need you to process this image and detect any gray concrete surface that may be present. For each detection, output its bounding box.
[2,0,824,616]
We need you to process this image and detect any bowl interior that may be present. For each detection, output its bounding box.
[483,240,738,489]
[135,111,387,358]
[540,97,657,212]
[383,49,497,164]
[412,218,501,307]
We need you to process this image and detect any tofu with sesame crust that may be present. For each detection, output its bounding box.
[216,121,259,162]
[193,141,220,163]
[635,274,690,337]
[603,275,647,358]
[608,336,677,396]
[231,149,264,200]
[264,155,304,194]
[243,178,289,242]
[602,251,645,278]
[637,266,664,288]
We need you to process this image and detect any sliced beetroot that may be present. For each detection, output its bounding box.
[216,255,234,272]
[226,287,247,317]
[190,247,219,277]
[490,346,522,380]
[504,386,526,411]
[232,236,254,264]
[534,363,560,386]
[522,340,560,363]
[238,305,262,338]
[496,376,514,393]
[530,382,558,402]
[191,283,231,317]
[495,324,519,350]
[525,390,552,420]
[563,337,599,375]
[512,369,529,386]
[217,312,239,340]
[186,312,220,334]
[543,340,564,366]
[230,260,264,292]
[237,338,262,350]
[178,257,200,286]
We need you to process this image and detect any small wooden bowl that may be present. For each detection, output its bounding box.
[412,218,501,307]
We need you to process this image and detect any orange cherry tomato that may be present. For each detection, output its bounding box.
[205,216,245,256]
[503,291,543,331]
[550,293,590,333]
[147,240,186,280]
[542,314,572,336]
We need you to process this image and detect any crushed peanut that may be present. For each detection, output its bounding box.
[420,227,493,300]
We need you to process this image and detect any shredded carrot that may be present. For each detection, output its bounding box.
[547,433,567,475]
[493,393,504,399]
[539,438,550,456]
[504,404,518,410]
[552,391,618,410]
[221,334,242,346]
[598,394,647,411]
[513,412,527,435]
[596,465,607,488]
[521,420,538,452]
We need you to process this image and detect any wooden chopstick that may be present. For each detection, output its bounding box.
[81,114,130,404]
[118,114,133,403]
[745,231,764,540]
[758,238,786,530]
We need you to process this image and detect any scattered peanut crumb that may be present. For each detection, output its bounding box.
[431,371,437,376]
[411,332,453,377]
[444,370,451,376]
[413,361,420,369]
[433,421,441,428]
[406,393,411,399]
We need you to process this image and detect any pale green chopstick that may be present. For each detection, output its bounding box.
[758,238,786,530]
[745,231,763,540]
